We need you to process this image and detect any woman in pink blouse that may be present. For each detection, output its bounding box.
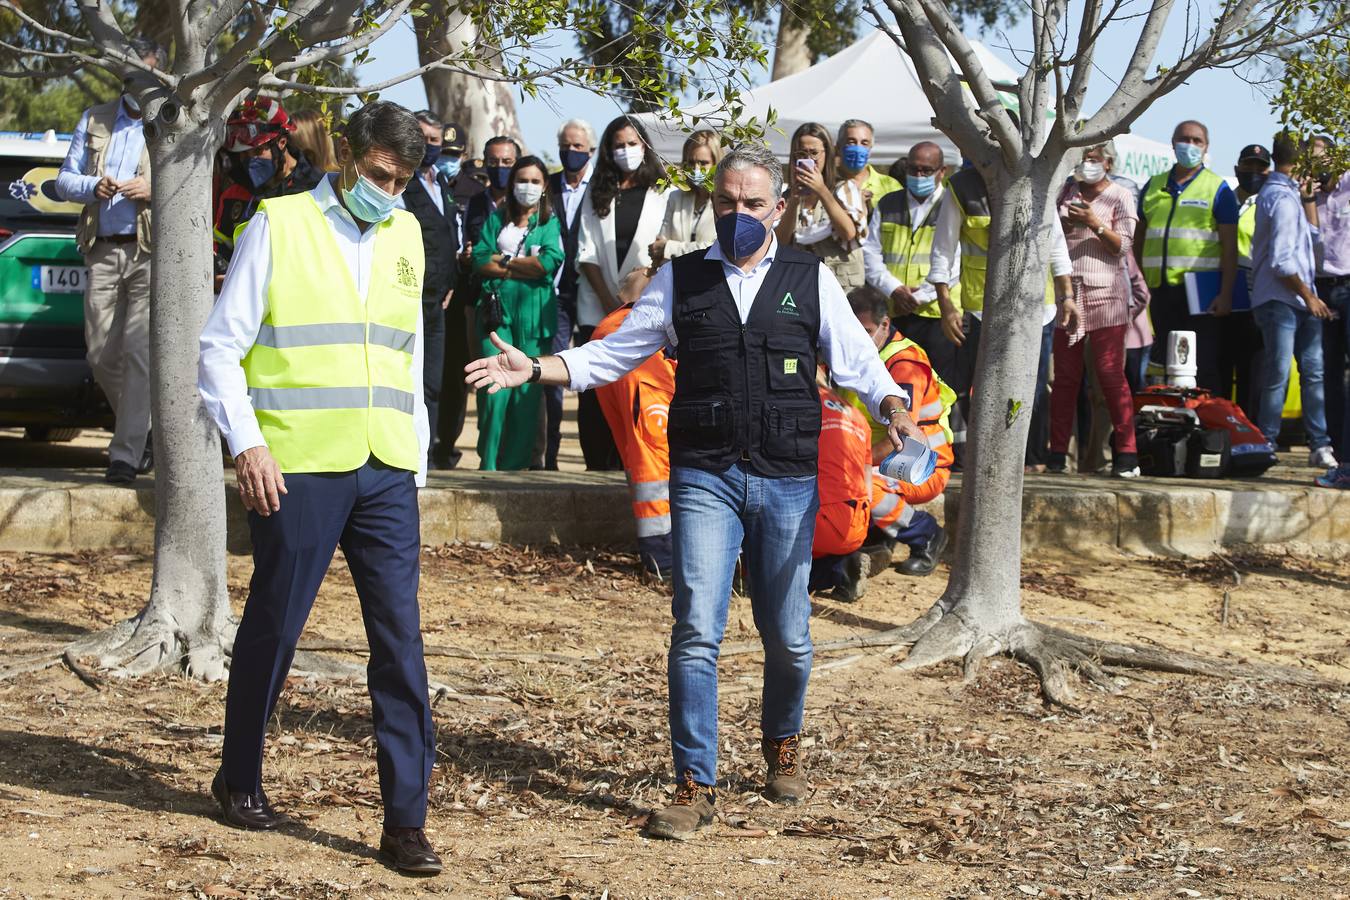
[1050,142,1142,477]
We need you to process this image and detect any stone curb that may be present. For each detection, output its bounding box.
[0,474,1344,557]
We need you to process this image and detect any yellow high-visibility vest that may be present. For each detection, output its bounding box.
[839,337,957,449]
[241,192,424,473]
[877,188,960,319]
[1237,196,1257,269]
[1140,167,1224,287]
[946,168,1053,314]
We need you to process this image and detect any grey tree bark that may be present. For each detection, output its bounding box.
[770,8,813,80]
[415,10,523,154]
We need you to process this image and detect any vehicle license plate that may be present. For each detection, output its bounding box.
[33,265,89,294]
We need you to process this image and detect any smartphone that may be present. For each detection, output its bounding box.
[1071,199,1090,210]
[794,158,817,172]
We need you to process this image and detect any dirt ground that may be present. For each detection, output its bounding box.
[0,543,1348,899]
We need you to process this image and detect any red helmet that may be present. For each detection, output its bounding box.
[225,98,293,152]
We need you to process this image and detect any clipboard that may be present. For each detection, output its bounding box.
[1184,269,1251,314]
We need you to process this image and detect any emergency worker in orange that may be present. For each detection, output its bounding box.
[809,381,894,600]
[593,298,677,579]
[840,286,954,576]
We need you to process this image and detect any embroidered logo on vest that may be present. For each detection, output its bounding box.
[783,358,798,374]
[778,292,799,316]
[396,257,419,289]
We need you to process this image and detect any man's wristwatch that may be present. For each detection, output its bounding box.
[527,357,542,383]
[1093,224,1106,236]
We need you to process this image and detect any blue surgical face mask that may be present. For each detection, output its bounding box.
[122,93,141,115]
[246,156,276,192]
[715,209,774,260]
[560,148,591,173]
[842,144,871,172]
[1174,142,1204,169]
[435,156,461,179]
[906,173,936,198]
[341,163,398,224]
[421,143,442,170]
[687,167,711,188]
[486,164,512,190]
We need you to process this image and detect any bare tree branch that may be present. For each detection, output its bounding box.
[270,0,417,77]
[189,0,251,48]
[908,0,1022,156]
[1061,0,1110,124]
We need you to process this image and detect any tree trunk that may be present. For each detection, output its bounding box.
[771,8,813,80]
[69,110,233,680]
[415,11,523,155]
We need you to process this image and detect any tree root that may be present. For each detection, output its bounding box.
[882,605,1340,712]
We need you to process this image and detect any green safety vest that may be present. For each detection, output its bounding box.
[877,189,960,318]
[1237,196,1257,269]
[241,192,424,473]
[946,168,1053,314]
[1140,167,1224,287]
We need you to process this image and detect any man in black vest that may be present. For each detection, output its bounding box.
[403,111,460,464]
[544,118,596,468]
[466,144,921,840]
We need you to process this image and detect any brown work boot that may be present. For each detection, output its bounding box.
[643,771,716,841]
[762,735,808,804]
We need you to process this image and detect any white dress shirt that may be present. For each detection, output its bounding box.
[558,239,902,422]
[928,186,1072,325]
[561,165,591,227]
[199,175,429,486]
[862,187,951,304]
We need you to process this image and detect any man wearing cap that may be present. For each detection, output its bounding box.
[1135,120,1240,391]
[1227,143,1273,417]
[55,37,165,485]
[402,111,461,467]
[214,98,323,279]
[198,100,441,875]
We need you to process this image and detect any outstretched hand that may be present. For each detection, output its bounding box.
[465,332,532,394]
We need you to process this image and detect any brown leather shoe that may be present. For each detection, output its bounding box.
[643,771,716,841]
[211,769,286,830]
[380,827,443,876]
[762,735,808,804]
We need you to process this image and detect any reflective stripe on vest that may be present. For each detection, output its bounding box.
[946,170,1053,313]
[1140,167,1224,287]
[878,190,960,318]
[242,192,424,473]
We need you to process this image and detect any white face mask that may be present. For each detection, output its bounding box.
[1077,161,1106,184]
[613,144,645,173]
[513,182,543,207]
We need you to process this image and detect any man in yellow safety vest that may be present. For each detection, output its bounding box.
[198,101,442,876]
[1134,119,1240,392]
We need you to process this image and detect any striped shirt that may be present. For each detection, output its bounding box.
[1058,180,1138,339]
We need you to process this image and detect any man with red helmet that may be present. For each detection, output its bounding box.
[214,98,322,279]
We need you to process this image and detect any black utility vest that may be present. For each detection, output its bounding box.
[669,246,823,477]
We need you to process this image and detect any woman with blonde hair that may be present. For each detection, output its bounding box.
[288,109,338,172]
[777,121,868,290]
[650,130,721,265]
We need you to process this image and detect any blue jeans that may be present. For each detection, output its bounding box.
[1252,300,1331,448]
[668,463,818,786]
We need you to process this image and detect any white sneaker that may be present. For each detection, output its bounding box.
[1310,446,1340,470]
[1113,466,1141,479]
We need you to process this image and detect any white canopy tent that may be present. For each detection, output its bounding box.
[632,30,1176,186]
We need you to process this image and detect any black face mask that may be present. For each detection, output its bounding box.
[1236,171,1267,195]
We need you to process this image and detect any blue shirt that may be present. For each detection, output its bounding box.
[1252,171,1319,310]
[1137,166,1240,225]
[55,99,146,237]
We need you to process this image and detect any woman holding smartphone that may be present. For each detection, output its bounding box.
[1050,141,1141,477]
[776,122,869,290]
[472,156,564,470]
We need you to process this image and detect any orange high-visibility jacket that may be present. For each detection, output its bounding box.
[594,304,677,540]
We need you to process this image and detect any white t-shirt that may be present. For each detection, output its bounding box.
[497,221,528,256]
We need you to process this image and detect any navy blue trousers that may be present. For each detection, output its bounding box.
[221,459,435,828]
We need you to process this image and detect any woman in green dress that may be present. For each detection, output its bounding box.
[472,156,564,470]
